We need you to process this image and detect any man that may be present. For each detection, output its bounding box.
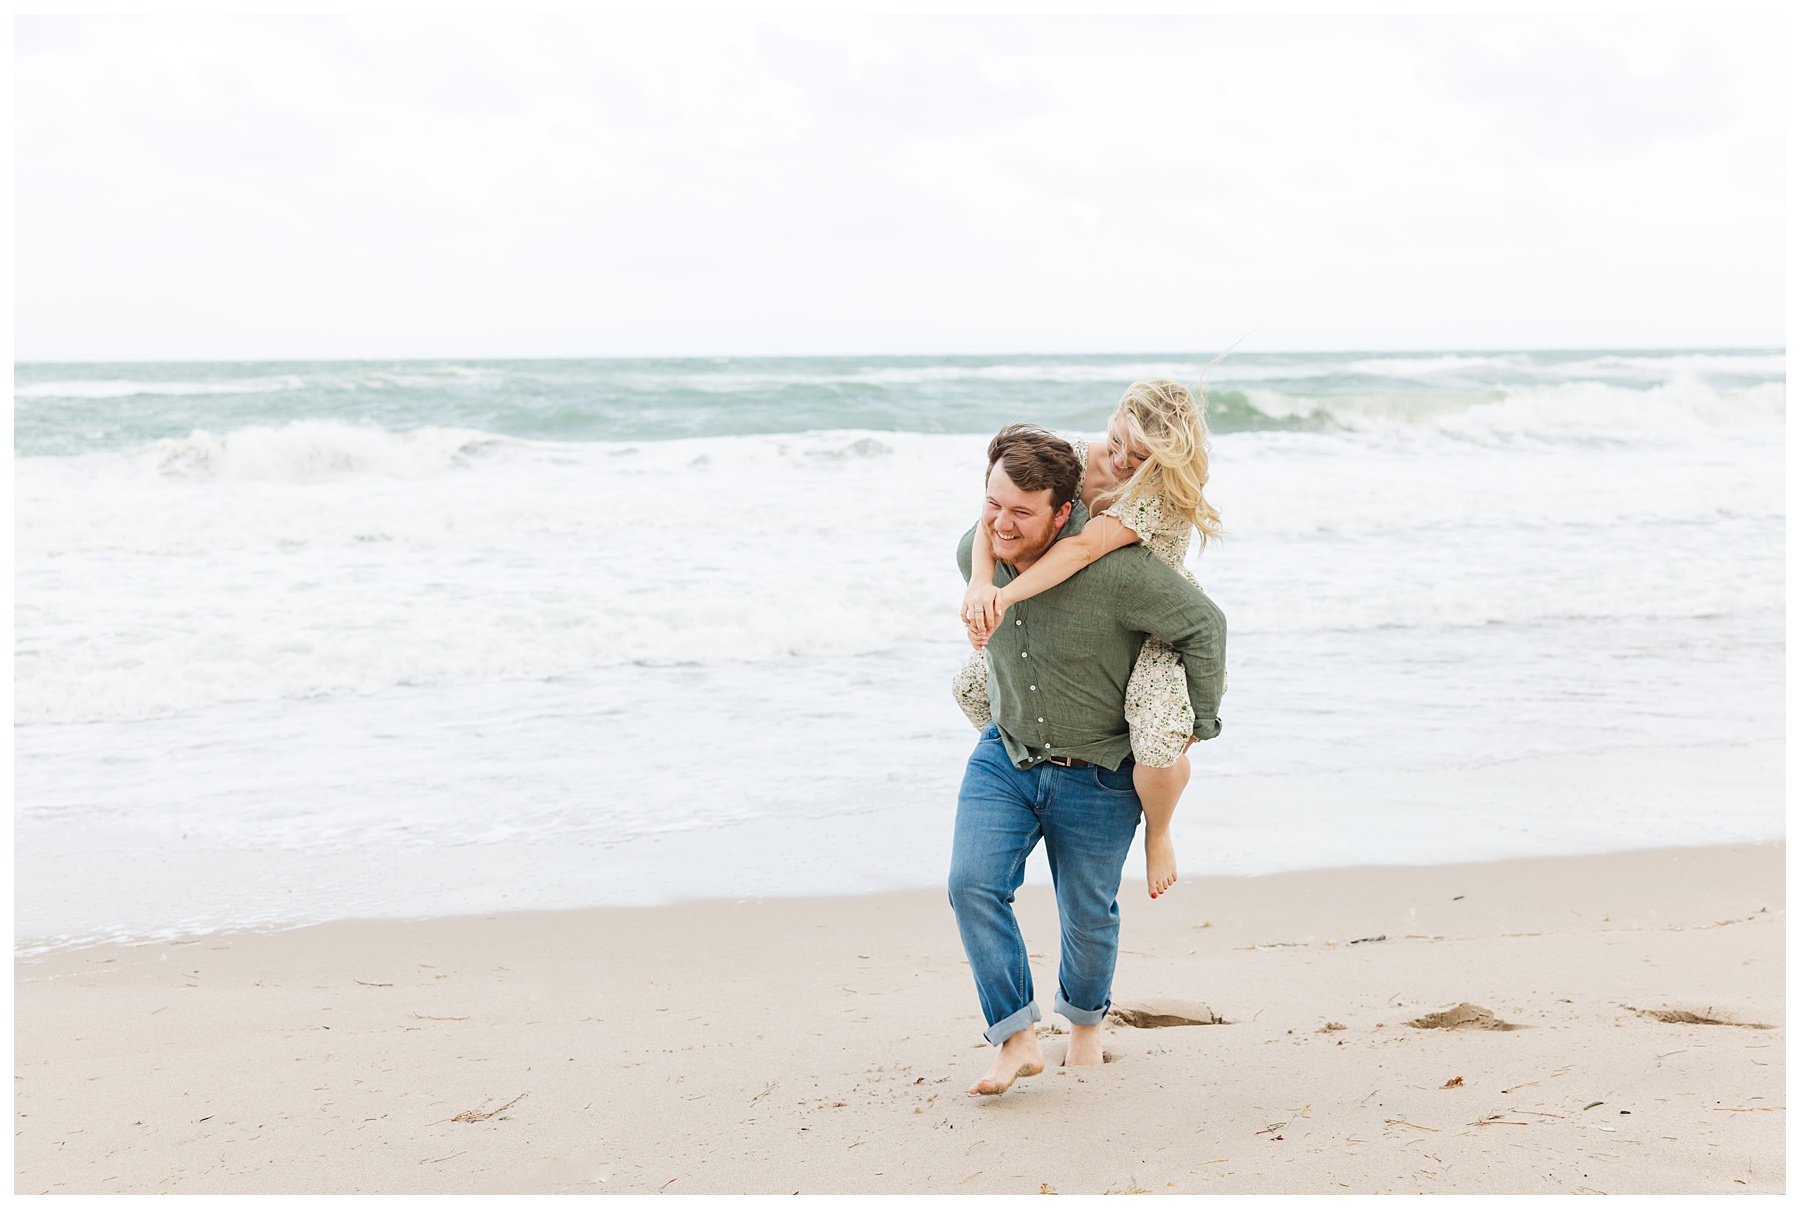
[949,424,1226,1096]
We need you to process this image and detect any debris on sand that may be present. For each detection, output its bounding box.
[1625,1005,1772,1029]
[1405,1003,1520,1031]
[450,1092,527,1123]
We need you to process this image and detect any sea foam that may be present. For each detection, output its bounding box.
[140,420,502,482]
[14,402,1784,726]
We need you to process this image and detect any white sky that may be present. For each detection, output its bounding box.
[14,14,1786,361]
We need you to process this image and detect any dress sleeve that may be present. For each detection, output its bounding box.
[1060,433,1091,499]
[1103,489,1165,541]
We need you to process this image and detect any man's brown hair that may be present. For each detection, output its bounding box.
[986,424,1083,511]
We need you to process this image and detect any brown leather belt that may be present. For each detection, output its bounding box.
[1045,754,1091,768]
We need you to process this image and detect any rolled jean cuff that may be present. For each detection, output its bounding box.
[983,1001,1041,1047]
[1054,991,1109,1028]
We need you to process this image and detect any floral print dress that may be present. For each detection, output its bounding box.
[953,434,1203,768]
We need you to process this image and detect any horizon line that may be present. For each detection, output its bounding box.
[14,342,1786,367]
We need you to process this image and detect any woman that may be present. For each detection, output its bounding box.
[954,378,1224,899]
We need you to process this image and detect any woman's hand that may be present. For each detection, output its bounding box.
[962,583,1007,643]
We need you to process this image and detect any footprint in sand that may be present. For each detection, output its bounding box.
[1106,1000,1227,1028]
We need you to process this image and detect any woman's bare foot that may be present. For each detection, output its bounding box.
[1145,827,1177,899]
[1065,1024,1105,1066]
[967,1028,1045,1096]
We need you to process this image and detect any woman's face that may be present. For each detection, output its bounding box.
[1106,410,1151,479]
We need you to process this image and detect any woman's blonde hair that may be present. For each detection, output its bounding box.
[1112,377,1224,544]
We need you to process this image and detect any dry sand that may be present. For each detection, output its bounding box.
[15,843,1783,1194]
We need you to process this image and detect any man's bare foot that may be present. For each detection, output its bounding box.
[1145,828,1178,898]
[1065,1023,1105,1067]
[967,1028,1045,1096]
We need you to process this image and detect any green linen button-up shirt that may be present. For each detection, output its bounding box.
[957,503,1226,772]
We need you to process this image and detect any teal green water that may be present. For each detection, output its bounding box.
[14,348,1783,456]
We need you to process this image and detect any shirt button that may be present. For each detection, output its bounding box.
[1037,717,1044,723]
[1020,652,1028,659]
[1015,619,1021,626]
[1029,685,1036,691]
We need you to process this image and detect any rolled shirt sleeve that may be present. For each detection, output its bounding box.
[1103,555,1227,741]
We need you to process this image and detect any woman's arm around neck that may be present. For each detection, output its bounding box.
[996,514,1141,615]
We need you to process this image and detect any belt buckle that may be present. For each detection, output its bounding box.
[1047,754,1076,768]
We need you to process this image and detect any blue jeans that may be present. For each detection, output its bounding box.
[948,725,1143,1046]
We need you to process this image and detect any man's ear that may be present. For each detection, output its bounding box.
[1052,501,1073,531]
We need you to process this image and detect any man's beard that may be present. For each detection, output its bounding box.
[986,518,1055,566]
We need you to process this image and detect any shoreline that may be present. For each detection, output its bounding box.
[16,841,1784,1193]
[16,734,1785,957]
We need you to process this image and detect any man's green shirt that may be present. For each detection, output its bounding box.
[957,503,1226,772]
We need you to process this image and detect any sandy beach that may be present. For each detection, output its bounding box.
[14,842,1783,1194]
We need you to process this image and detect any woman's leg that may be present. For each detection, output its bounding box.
[1123,638,1196,899]
[952,648,994,730]
[1133,757,1188,898]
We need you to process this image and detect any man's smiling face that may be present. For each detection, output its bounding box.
[982,462,1071,569]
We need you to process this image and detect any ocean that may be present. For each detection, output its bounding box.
[13,350,1786,952]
